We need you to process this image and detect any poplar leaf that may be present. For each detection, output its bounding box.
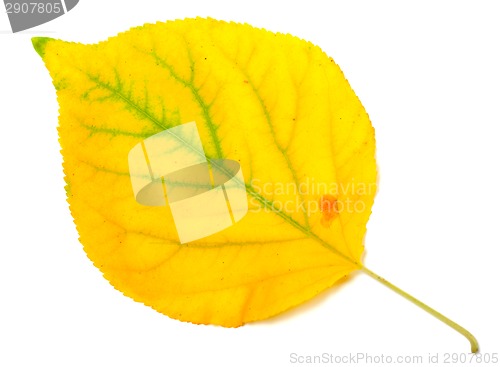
[33,18,376,326]
[33,19,480,353]
[33,18,376,327]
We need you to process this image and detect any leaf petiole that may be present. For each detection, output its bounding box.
[360,266,479,353]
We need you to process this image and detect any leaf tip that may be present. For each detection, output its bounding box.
[32,37,53,58]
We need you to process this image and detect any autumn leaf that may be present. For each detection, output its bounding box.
[32,18,477,352]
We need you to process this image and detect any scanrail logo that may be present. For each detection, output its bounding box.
[128,122,248,243]
[3,0,79,33]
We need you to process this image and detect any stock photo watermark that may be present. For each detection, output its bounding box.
[249,178,376,216]
[3,0,79,32]
[289,352,499,365]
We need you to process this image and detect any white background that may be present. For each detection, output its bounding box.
[1,1,499,366]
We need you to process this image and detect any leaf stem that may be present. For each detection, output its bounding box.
[360,266,479,353]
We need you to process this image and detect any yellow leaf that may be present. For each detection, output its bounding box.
[33,20,478,353]
[32,18,376,326]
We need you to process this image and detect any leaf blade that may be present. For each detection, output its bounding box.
[34,18,377,326]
